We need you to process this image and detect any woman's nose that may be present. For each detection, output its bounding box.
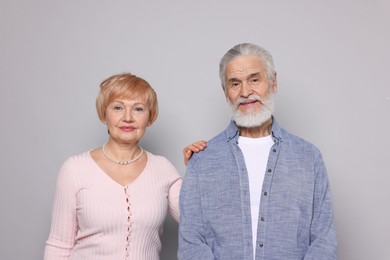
[123,109,133,122]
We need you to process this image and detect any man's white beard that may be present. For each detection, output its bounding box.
[228,93,275,128]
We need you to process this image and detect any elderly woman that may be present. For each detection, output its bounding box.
[44,73,206,259]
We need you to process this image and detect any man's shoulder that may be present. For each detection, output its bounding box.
[207,130,229,146]
[189,129,232,164]
[279,127,321,154]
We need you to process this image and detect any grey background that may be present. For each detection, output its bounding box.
[1,0,389,259]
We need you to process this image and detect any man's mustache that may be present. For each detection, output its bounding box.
[235,95,264,107]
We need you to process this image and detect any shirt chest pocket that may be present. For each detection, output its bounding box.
[200,174,232,209]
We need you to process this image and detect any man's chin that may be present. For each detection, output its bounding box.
[235,122,262,128]
[232,112,272,128]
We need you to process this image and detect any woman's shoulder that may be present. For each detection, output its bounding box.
[145,150,171,165]
[144,151,180,177]
[58,150,95,181]
[62,150,92,166]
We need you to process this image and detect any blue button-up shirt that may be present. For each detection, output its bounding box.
[178,119,337,260]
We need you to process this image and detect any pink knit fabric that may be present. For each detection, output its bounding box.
[44,151,181,260]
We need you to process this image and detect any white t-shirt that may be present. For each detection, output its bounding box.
[238,135,274,259]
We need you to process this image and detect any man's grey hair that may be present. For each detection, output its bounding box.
[219,43,276,90]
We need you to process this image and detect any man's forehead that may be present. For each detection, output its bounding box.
[226,56,265,78]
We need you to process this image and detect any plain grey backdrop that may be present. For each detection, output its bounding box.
[1,0,389,259]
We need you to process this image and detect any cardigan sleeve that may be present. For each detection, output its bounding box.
[44,158,79,259]
[162,156,182,223]
[168,176,182,223]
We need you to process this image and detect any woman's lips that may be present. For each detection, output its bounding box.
[120,126,135,131]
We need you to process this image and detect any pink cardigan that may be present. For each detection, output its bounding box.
[44,151,181,260]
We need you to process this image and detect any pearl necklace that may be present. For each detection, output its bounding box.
[102,143,144,165]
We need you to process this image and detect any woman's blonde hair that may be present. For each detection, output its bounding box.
[96,73,158,124]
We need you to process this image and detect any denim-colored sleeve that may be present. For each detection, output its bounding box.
[178,163,215,260]
[304,152,337,259]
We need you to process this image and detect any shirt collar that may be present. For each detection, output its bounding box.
[226,116,283,143]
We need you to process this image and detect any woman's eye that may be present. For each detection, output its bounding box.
[134,107,144,112]
[113,106,123,111]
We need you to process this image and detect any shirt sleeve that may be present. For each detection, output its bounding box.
[44,158,79,259]
[178,162,215,260]
[304,151,337,259]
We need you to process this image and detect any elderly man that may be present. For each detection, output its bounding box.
[178,43,337,260]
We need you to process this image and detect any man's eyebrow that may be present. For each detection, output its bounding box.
[227,77,240,83]
[228,72,262,82]
[247,72,262,79]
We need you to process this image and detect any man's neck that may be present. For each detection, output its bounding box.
[238,118,273,138]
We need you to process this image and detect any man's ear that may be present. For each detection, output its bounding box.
[272,72,278,94]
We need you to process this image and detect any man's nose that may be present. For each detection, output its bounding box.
[240,81,253,97]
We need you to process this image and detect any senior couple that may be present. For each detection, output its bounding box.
[45,43,337,260]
